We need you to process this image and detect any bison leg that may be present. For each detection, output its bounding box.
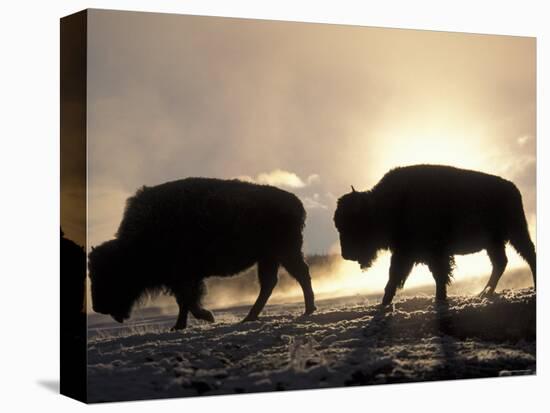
[509,230,536,289]
[508,202,536,289]
[171,279,214,330]
[479,244,508,298]
[188,280,215,322]
[171,294,189,331]
[382,253,414,306]
[242,260,279,322]
[190,305,215,323]
[281,254,316,315]
[428,256,453,302]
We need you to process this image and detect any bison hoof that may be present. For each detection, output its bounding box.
[378,302,394,312]
[304,306,317,316]
[478,287,495,298]
[194,310,215,323]
[241,316,259,323]
[170,325,186,331]
[434,300,449,311]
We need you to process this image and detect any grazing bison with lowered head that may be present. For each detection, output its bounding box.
[89,178,316,330]
[334,165,536,306]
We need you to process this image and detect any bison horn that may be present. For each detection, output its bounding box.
[351,185,356,193]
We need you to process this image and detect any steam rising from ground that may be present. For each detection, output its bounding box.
[140,251,534,314]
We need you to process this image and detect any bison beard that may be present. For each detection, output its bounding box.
[89,178,316,330]
[334,164,536,306]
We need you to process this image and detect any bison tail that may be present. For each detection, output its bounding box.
[507,188,536,288]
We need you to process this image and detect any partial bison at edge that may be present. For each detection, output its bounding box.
[89,178,316,330]
[334,164,536,306]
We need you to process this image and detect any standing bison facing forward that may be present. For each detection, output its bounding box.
[334,165,536,306]
[89,178,316,330]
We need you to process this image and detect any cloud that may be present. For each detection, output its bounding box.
[236,169,320,189]
[517,135,531,146]
[302,193,328,210]
[306,174,321,186]
[257,169,306,188]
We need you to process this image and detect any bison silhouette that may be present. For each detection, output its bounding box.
[334,165,536,305]
[89,178,316,330]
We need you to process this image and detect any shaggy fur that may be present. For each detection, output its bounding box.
[61,229,86,321]
[334,165,536,305]
[89,178,316,330]
[60,229,86,397]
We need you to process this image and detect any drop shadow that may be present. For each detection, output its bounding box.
[37,379,59,394]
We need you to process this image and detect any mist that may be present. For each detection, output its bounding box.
[133,252,535,315]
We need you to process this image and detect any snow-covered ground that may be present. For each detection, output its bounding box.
[87,288,536,403]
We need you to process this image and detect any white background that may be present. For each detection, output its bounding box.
[0,0,547,411]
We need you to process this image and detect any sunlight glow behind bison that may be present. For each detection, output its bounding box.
[113,246,534,315]
[310,247,532,300]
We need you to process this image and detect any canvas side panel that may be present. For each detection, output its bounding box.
[60,9,87,403]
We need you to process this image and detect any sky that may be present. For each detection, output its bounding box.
[68,9,536,299]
